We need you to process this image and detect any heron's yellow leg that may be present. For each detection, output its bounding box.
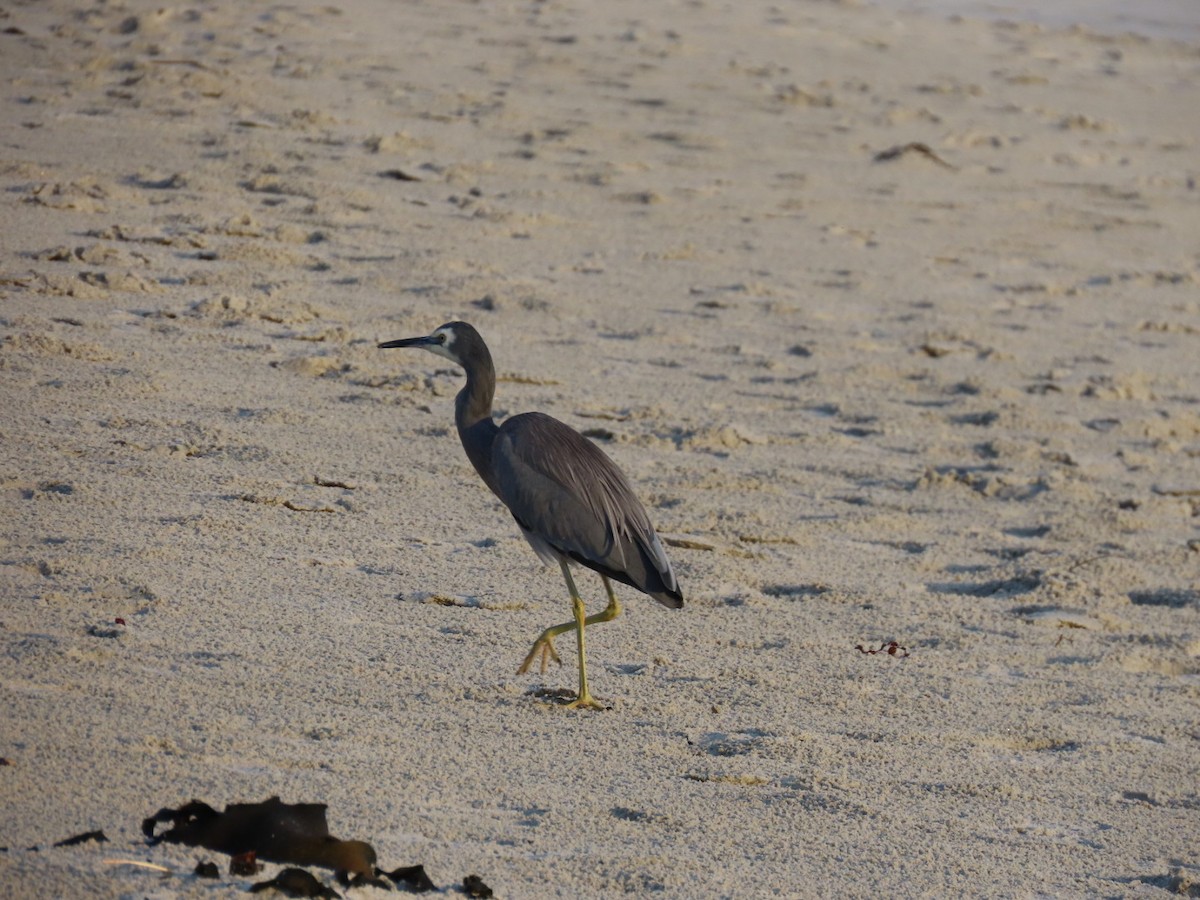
[566,575,622,709]
[592,575,623,628]
[517,565,622,710]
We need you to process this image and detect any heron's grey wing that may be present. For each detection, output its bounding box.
[492,413,681,607]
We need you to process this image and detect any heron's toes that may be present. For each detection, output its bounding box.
[517,634,561,675]
[565,694,608,711]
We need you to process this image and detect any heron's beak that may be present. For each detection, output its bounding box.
[378,335,437,350]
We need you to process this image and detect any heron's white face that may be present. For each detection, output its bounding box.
[424,325,458,362]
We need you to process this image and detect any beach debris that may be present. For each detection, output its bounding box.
[872,142,956,169]
[855,641,910,658]
[53,830,109,848]
[250,866,340,898]
[231,850,261,876]
[464,873,495,898]
[142,797,377,883]
[313,476,356,490]
[194,860,220,878]
[238,493,336,513]
[1017,607,1096,629]
[140,798,460,891]
[379,863,437,892]
[663,536,716,552]
[103,859,171,873]
[85,622,124,639]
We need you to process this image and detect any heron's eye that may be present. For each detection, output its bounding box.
[436,333,446,344]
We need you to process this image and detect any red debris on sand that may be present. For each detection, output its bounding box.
[855,641,910,658]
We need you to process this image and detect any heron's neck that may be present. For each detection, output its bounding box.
[455,363,502,497]
[455,358,495,430]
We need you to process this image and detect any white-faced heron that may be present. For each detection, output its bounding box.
[379,321,683,709]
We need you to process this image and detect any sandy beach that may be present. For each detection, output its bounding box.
[2,0,1198,896]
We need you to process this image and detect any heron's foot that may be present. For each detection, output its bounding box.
[565,691,608,711]
[517,631,562,675]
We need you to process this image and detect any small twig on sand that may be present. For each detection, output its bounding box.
[873,142,956,169]
[103,859,172,873]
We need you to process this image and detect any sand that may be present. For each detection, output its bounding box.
[2,0,1198,896]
